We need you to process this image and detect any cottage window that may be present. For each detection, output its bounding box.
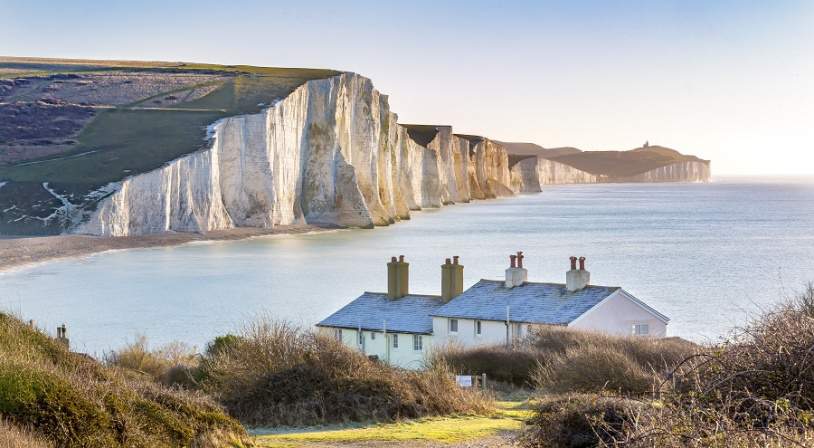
[475,320,482,336]
[392,334,399,348]
[371,332,376,340]
[413,335,423,351]
[333,328,342,341]
[358,331,364,345]
[633,323,650,336]
[449,319,458,334]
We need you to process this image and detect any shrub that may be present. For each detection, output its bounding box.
[518,394,643,448]
[200,319,490,427]
[0,313,247,447]
[430,327,696,392]
[535,346,657,396]
[429,344,539,387]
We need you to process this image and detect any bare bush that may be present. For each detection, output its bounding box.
[200,319,491,427]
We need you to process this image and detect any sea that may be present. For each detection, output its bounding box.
[1,177,812,355]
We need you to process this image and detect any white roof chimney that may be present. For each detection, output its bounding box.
[566,256,590,292]
[505,251,528,288]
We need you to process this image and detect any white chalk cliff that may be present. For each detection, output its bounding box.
[510,156,710,192]
[76,73,515,236]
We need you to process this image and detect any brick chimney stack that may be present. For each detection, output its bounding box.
[441,256,464,301]
[387,255,410,299]
[505,251,528,288]
[566,256,591,292]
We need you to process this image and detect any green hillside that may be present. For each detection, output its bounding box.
[0,57,339,235]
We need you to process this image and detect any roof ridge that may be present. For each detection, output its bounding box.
[478,279,620,289]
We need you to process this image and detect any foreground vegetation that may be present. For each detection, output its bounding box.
[0,313,247,448]
[110,320,491,430]
[518,286,814,447]
[7,284,814,447]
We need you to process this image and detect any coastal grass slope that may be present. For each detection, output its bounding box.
[0,312,248,447]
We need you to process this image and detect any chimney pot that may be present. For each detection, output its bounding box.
[453,256,459,265]
[517,251,524,268]
[399,255,405,262]
[445,258,451,265]
[579,256,586,271]
[570,256,577,270]
[391,256,397,262]
[509,254,517,268]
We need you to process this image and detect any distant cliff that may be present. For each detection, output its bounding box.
[78,74,514,236]
[504,142,710,191]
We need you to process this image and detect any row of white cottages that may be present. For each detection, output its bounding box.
[317,253,669,369]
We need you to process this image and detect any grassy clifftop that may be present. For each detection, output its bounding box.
[0,313,248,447]
[0,57,339,235]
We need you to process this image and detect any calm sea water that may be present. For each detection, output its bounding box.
[1,177,813,355]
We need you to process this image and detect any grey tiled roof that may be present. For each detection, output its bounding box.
[317,292,445,334]
[431,279,620,325]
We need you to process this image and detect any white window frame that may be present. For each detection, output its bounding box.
[333,328,342,342]
[632,323,650,336]
[392,333,399,348]
[371,331,376,340]
[475,320,482,337]
[449,319,458,334]
[413,334,423,351]
[358,331,364,346]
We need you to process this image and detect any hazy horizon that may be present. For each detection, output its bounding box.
[4,0,812,175]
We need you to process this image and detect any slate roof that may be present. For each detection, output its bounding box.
[317,292,445,334]
[431,279,622,325]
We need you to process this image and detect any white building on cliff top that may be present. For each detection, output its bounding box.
[317,253,669,369]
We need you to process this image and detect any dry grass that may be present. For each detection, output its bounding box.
[0,419,51,448]
[200,320,491,427]
[534,346,657,396]
[0,313,248,448]
[105,336,200,387]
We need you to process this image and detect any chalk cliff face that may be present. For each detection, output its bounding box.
[77,73,514,236]
[609,161,711,183]
[511,157,598,192]
[510,156,710,192]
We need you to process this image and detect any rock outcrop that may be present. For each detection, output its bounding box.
[77,73,515,236]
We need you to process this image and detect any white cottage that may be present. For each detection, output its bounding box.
[317,253,669,369]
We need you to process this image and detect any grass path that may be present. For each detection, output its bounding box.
[254,401,530,447]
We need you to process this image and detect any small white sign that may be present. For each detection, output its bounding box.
[456,375,473,388]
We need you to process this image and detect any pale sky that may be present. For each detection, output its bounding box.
[3,0,812,175]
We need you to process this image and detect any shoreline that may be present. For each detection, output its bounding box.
[0,225,331,273]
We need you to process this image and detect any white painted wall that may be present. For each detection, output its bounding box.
[431,316,532,349]
[318,326,431,369]
[568,291,667,337]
